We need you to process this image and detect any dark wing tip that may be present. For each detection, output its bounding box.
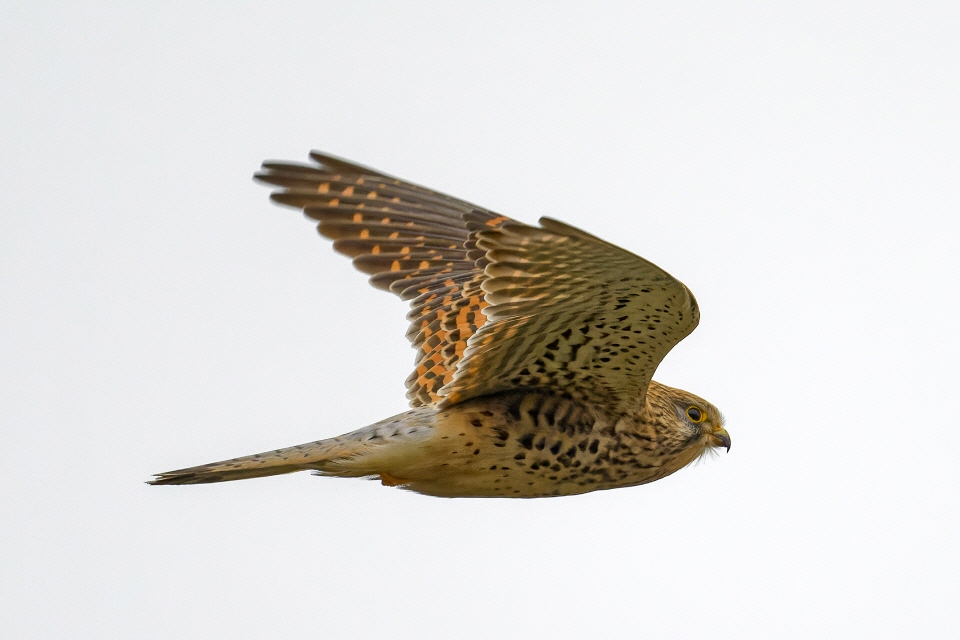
[308,150,393,178]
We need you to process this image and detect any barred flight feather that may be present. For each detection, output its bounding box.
[254,154,698,417]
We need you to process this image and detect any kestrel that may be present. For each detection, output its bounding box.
[150,151,729,497]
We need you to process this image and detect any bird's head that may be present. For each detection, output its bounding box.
[678,394,729,454]
[644,382,730,460]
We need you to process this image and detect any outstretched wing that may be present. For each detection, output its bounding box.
[254,151,512,406]
[255,152,699,417]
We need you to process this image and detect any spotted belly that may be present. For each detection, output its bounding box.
[386,392,676,498]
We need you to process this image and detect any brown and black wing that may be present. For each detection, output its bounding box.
[438,217,699,414]
[254,151,512,406]
[256,152,699,417]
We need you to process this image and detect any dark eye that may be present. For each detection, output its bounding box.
[686,406,705,423]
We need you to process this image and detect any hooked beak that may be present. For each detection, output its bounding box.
[710,427,731,452]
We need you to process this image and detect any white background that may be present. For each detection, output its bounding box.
[3,3,958,638]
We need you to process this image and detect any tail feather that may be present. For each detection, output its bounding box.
[149,409,436,486]
[149,439,356,485]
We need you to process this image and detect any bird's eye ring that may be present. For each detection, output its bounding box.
[686,406,705,423]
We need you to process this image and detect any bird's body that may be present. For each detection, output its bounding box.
[152,382,721,498]
[151,151,729,497]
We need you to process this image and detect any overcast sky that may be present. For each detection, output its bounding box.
[3,3,959,638]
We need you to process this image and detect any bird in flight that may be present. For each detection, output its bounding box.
[150,151,729,497]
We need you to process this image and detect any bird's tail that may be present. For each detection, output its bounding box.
[149,410,434,485]
[148,439,351,485]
